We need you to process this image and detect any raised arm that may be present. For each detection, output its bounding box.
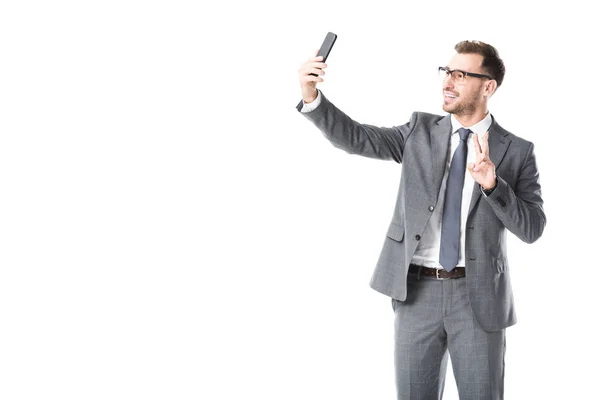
[296,52,414,163]
[468,133,546,243]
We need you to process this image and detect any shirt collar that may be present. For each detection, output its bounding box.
[450,112,493,136]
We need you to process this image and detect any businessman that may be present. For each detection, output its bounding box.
[296,40,545,399]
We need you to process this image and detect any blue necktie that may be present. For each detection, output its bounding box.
[439,128,471,271]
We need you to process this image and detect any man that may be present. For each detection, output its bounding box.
[296,40,545,399]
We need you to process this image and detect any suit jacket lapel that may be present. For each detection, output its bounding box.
[467,117,511,215]
[430,115,452,197]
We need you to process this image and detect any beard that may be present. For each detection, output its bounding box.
[442,89,481,116]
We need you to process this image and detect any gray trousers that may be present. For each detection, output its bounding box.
[391,273,505,400]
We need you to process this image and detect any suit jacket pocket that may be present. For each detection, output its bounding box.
[386,221,405,242]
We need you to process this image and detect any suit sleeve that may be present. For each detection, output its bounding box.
[484,142,546,243]
[296,91,415,163]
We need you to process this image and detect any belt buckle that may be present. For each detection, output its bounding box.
[436,269,441,280]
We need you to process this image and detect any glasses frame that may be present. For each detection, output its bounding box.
[438,66,493,82]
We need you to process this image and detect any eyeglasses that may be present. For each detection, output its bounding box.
[438,67,492,84]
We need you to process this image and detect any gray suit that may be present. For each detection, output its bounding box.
[297,92,545,332]
[297,92,546,398]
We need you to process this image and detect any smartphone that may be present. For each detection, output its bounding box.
[310,32,337,76]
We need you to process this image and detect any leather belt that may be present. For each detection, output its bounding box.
[408,264,465,279]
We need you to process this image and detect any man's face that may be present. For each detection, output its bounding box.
[442,53,489,116]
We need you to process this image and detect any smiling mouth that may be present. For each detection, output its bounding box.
[444,91,458,99]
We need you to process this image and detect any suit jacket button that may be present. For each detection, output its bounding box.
[428,205,434,211]
[415,234,421,241]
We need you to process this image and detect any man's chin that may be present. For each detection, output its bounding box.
[442,103,454,113]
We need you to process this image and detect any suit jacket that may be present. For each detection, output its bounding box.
[296,92,546,332]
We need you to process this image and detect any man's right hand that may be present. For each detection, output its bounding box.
[298,50,327,104]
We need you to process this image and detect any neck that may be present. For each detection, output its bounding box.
[454,108,488,127]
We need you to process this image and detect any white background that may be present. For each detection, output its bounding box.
[1,1,598,399]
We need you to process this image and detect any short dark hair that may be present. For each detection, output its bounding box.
[455,40,505,87]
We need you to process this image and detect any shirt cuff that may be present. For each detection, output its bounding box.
[480,179,497,197]
[300,90,322,113]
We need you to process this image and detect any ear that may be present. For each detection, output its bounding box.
[484,80,498,97]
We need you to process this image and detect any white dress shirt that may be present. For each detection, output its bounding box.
[411,113,492,269]
[301,91,493,269]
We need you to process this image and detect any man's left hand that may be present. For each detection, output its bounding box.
[468,131,496,190]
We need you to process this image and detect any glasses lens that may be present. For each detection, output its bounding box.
[438,68,449,81]
[452,70,465,82]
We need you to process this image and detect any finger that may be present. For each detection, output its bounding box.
[304,53,324,65]
[473,133,483,154]
[307,50,320,62]
[299,63,324,75]
[481,131,490,156]
[467,162,476,172]
[472,159,491,172]
[300,75,324,83]
[476,152,490,166]
[300,62,326,74]
[475,151,484,164]
[310,62,327,70]
[302,67,325,77]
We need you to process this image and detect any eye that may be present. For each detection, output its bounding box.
[454,71,465,80]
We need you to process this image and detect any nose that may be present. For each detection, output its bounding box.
[443,76,454,90]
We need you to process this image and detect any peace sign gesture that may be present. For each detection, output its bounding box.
[467,132,497,190]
